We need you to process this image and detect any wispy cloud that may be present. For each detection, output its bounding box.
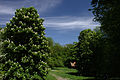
[0,0,63,25]
[44,16,100,30]
[0,0,62,15]
[0,5,15,15]
[23,0,62,13]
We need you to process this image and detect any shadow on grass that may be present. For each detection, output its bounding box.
[67,72,80,76]
[67,72,95,80]
[67,71,94,77]
[67,72,120,80]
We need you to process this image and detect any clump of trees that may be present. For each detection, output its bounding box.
[73,0,120,78]
[64,43,77,68]
[47,37,67,68]
[47,37,77,68]
[74,28,104,76]
[46,26,113,79]
[0,7,49,80]
[91,0,120,77]
[64,27,112,79]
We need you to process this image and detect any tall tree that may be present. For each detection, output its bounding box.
[0,7,49,80]
[75,29,104,76]
[91,0,120,43]
[91,0,120,76]
[75,29,96,75]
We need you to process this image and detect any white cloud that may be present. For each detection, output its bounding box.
[0,5,15,15]
[0,0,62,15]
[26,0,63,13]
[44,16,100,30]
[0,0,63,25]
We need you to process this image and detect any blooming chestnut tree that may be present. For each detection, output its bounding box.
[0,7,49,80]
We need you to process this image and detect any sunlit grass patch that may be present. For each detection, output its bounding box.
[51,67,94,80]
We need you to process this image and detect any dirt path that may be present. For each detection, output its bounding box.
[51,73,69,80]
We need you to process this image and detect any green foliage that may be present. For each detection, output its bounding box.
[47,37,79,68]
[47,37,70,68]
[64,43,77,68]
[47,37,54,48]
[0,7,49,80]
[91,0,120,44]
[91,0,120,77]
[47,42,65,68]
[76,29,96,75]
[75,29,104,76]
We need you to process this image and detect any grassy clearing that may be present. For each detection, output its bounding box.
[46,71,57,80]
[50,67,94,80]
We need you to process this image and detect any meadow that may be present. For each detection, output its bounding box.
[47,67,94,80]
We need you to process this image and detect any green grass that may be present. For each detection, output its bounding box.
[50,67,94,80]
[46,72,57,80]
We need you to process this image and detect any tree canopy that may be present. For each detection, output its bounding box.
[91,0,120,45]
[91,0,120,77]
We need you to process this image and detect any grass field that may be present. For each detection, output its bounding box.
[46,71,57,80]
[49,67,94,80]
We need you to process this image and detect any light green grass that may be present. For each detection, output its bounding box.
[51,67,94,80]
[46,72,57,80]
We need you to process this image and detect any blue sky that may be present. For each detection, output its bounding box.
[0,0,99,45]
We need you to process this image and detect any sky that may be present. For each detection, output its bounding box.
[0,0,100,45]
